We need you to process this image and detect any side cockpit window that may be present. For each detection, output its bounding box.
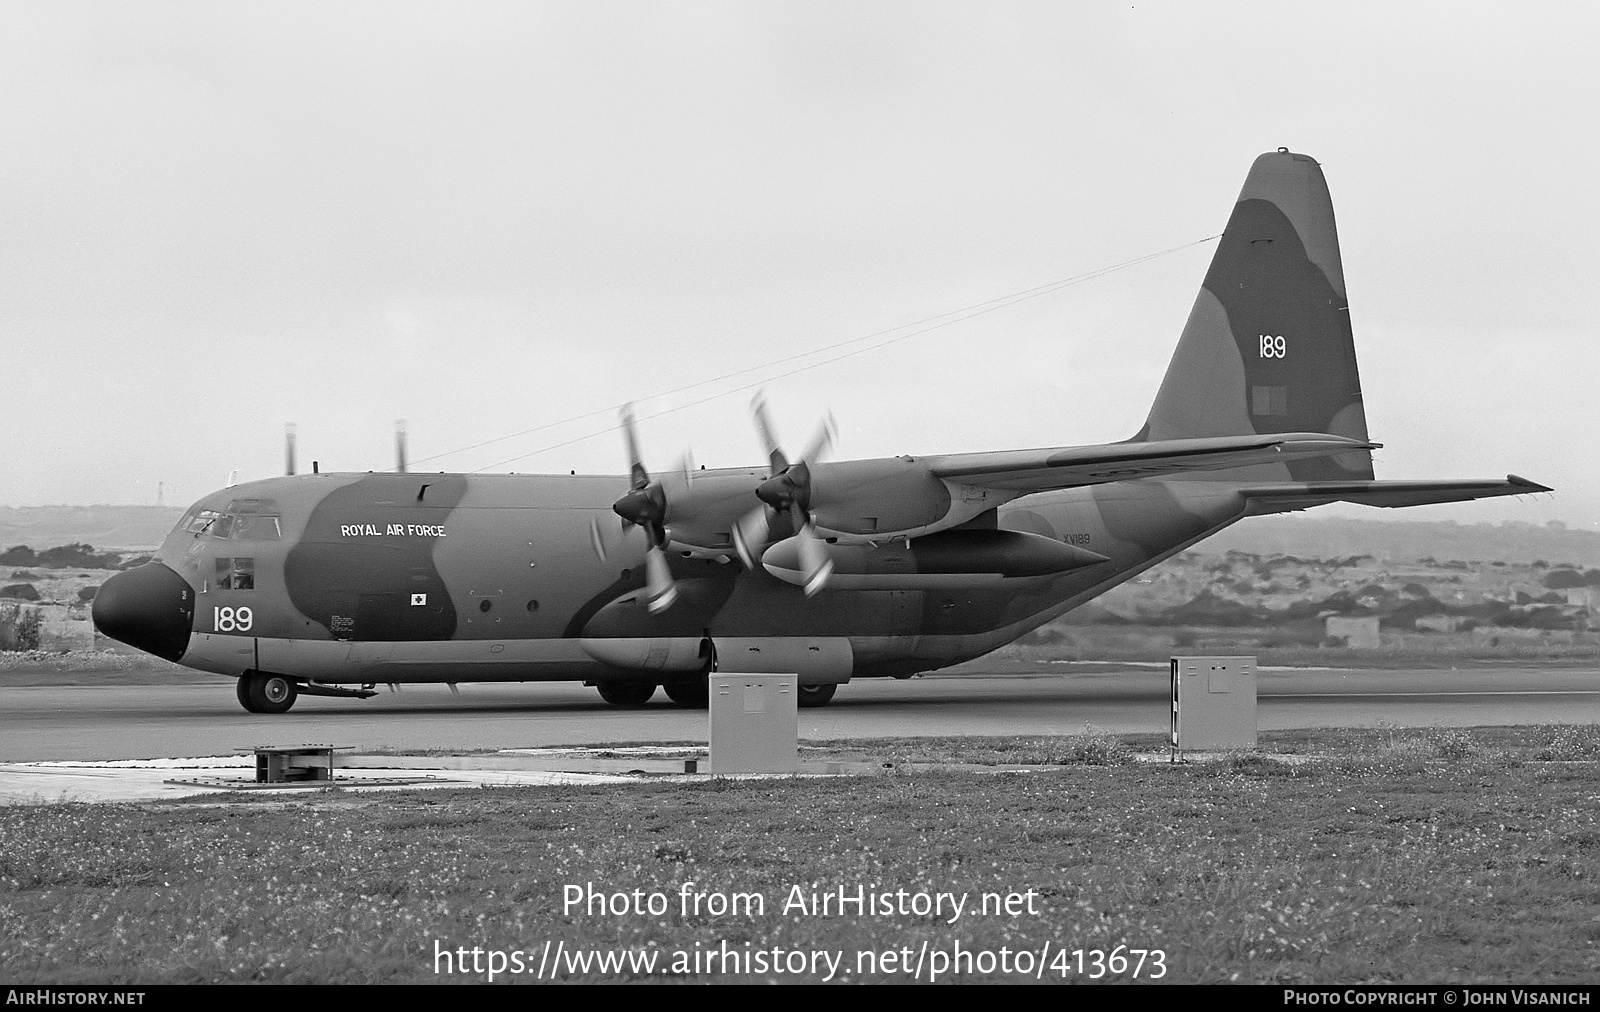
[215,557,255,590]
[175,507,200,535]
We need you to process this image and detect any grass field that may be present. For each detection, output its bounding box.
[3,726,1599,985]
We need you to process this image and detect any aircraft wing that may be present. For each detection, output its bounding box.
[927,433,1379,493]
[1235,475,1553,514]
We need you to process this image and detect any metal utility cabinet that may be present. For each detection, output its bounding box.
[239,744,349,783]
[1171,656,1257,753]
[708,674,798,774]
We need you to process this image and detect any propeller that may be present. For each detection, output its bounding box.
[588,514,614,562]
[730,508,770,570]
[285,423,297,476]
[395,420,408,473]
[733,394,837,595]
[609,405,678,613]
[751,393,790,474]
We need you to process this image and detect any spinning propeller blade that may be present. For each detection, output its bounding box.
[750,393,788,474]
[731,505,769,569]
[643,546,678,613]
[799,411,837,466]
[611,404,678,612]
[621,404,649,492]
[794,512,834,597]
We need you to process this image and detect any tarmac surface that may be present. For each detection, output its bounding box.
[2,661,1597,803]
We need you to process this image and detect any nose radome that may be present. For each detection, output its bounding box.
[91,562,195,662]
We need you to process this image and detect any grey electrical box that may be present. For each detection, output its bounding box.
[1171,656,1257,752]
[708,673,798,774]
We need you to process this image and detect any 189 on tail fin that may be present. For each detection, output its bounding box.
[1135,148,1373,482]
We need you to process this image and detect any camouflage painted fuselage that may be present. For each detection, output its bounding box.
[158,470,1242,686]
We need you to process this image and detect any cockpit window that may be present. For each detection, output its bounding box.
[184,509,222,534]
[184,510,281,540]
[229,515,282,541]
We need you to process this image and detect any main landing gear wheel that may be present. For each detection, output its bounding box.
[662,675,709,708]
[239,672,299,714]
[597,681,657,706]
[797,683,837,708]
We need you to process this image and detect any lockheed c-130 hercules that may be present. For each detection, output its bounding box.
[92,149,1549,713]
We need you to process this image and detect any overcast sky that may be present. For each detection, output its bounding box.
[2,1,1595,529]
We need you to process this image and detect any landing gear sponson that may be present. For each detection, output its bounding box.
[589,676,836,709]
[233,671,834,712]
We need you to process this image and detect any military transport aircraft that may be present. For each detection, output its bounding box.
[92,149,1549,713]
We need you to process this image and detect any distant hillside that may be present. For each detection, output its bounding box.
[1191,516,1600,567]
[0,506,186,552]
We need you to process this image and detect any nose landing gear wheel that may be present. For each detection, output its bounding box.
[596,681,657,706]
[238,672,299,714]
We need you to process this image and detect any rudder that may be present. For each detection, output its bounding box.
[1135,149,1373,481]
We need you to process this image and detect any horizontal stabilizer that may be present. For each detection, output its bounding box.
[1238,474,1552,514]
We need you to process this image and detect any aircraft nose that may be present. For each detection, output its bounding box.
[91,562,195,662]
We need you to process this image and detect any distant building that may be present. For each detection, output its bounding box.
[38,604,94,651]
[1325,615,1381,649]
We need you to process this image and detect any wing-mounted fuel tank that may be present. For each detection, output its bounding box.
[761,528,1109,590]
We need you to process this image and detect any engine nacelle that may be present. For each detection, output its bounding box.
[806,457,954,536]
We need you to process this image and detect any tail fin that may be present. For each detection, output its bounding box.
[1135,149,1373,481]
